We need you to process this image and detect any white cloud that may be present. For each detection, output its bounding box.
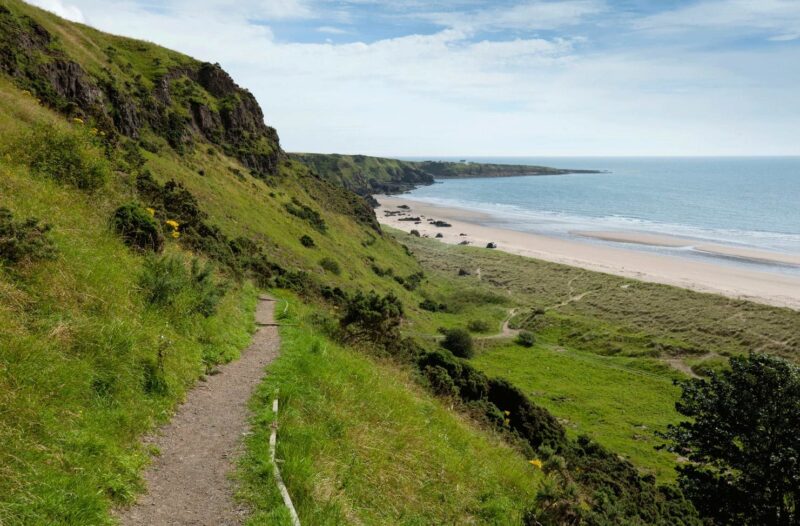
[27,0,800,156]
[424,0,605,31]
[636,0,800,40]
[26,0,84,22]
[317,25,348,34]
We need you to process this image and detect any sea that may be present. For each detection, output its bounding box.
[399,157,800,276]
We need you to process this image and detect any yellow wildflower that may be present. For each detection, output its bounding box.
[72,117,84,124]
[91,127,98,135]
[171,231,180,239]
[21,90,31,96]
[165,220,179,229]
[99,131,106,136]
[503,410,510,416]
[145,207,155,217]
[529,459,543,469]
[503,418,510,426]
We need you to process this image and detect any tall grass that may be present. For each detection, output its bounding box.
[238,295,542,525]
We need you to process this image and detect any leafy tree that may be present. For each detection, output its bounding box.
[662,353,800,525]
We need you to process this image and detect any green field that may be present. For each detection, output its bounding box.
[474,342,682,481]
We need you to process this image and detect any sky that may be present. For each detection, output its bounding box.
[27,0,800,156]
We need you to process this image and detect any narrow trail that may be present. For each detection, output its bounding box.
[482,308,520,341]
[118,296,280,526]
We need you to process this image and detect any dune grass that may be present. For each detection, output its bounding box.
[238,295,542,525]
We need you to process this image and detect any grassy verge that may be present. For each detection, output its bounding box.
[238,294,542,525]
[0,160,257,525]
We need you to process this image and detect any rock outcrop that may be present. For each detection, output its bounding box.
[0,4,282,176]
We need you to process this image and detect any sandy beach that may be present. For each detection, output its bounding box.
[376,196,800,310]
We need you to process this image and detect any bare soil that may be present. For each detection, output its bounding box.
[117,297,280,526]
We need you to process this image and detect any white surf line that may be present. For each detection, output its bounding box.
[271,394,301,526]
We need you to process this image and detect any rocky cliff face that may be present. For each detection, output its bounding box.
[0,4,282,177]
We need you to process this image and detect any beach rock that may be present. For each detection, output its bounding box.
[433,220,452,228]
[435,233,443,238]
[486,242,497,249]
[459,240,470,245]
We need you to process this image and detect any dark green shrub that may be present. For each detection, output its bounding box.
[340,290,403,346]
[5,124,109,191]
[419,299,447,312]
[441,328,474,358]
[0,208,57,265]
[401,271,424,291]
[299,234,315,248]
[371,264,393,277]
[111,203,164,252]
[516,330,535,347]
[285,198,326,233]
[467,319,492,333]
[487,378,565,449]
[319,257,341,275]
[423,365,458,397]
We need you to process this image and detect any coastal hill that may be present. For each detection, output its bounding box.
[292,152,599,195]
[2,2,795,525]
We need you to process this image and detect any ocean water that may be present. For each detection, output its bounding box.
[400,157,800,274]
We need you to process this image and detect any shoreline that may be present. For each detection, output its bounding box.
[375,196,800,311]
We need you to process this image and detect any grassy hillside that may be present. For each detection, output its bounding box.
[0,2,549,524]
[239,296,541,525]
[292,152,599,196]
[0,2,723,524]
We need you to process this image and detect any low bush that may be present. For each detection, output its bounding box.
[299,234,315,247]
[319,257,341,275]
[138,255,226,317]
[3,124,110,191]
[441,328,474,358]
[0,207,57,265]
[420,298,447,312]
[111,203,164,252]
[339,290,404,347]
[285,198,326,233]
[516,331,535,347]
[467,319,492,333]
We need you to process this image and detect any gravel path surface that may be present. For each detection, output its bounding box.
[118,297,280,526]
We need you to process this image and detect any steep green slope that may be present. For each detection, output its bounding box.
[292,152,599,196]
[0,3,706,525]
[0,2,544,524]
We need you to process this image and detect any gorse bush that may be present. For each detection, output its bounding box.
[299,234,315,247]
[340,290,404,346]
[138,255,226,317]
[441,328,474,358]
[319,257,341,275]
[516,331,535,348]
[111,203,165,252]
[0,207,57,265]
[285,198,327,233]
[467,319,492,333]
[3,124,110,191]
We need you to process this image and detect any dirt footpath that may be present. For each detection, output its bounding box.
[118,297,280,526]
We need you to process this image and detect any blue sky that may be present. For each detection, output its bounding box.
[28,0,800,156]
